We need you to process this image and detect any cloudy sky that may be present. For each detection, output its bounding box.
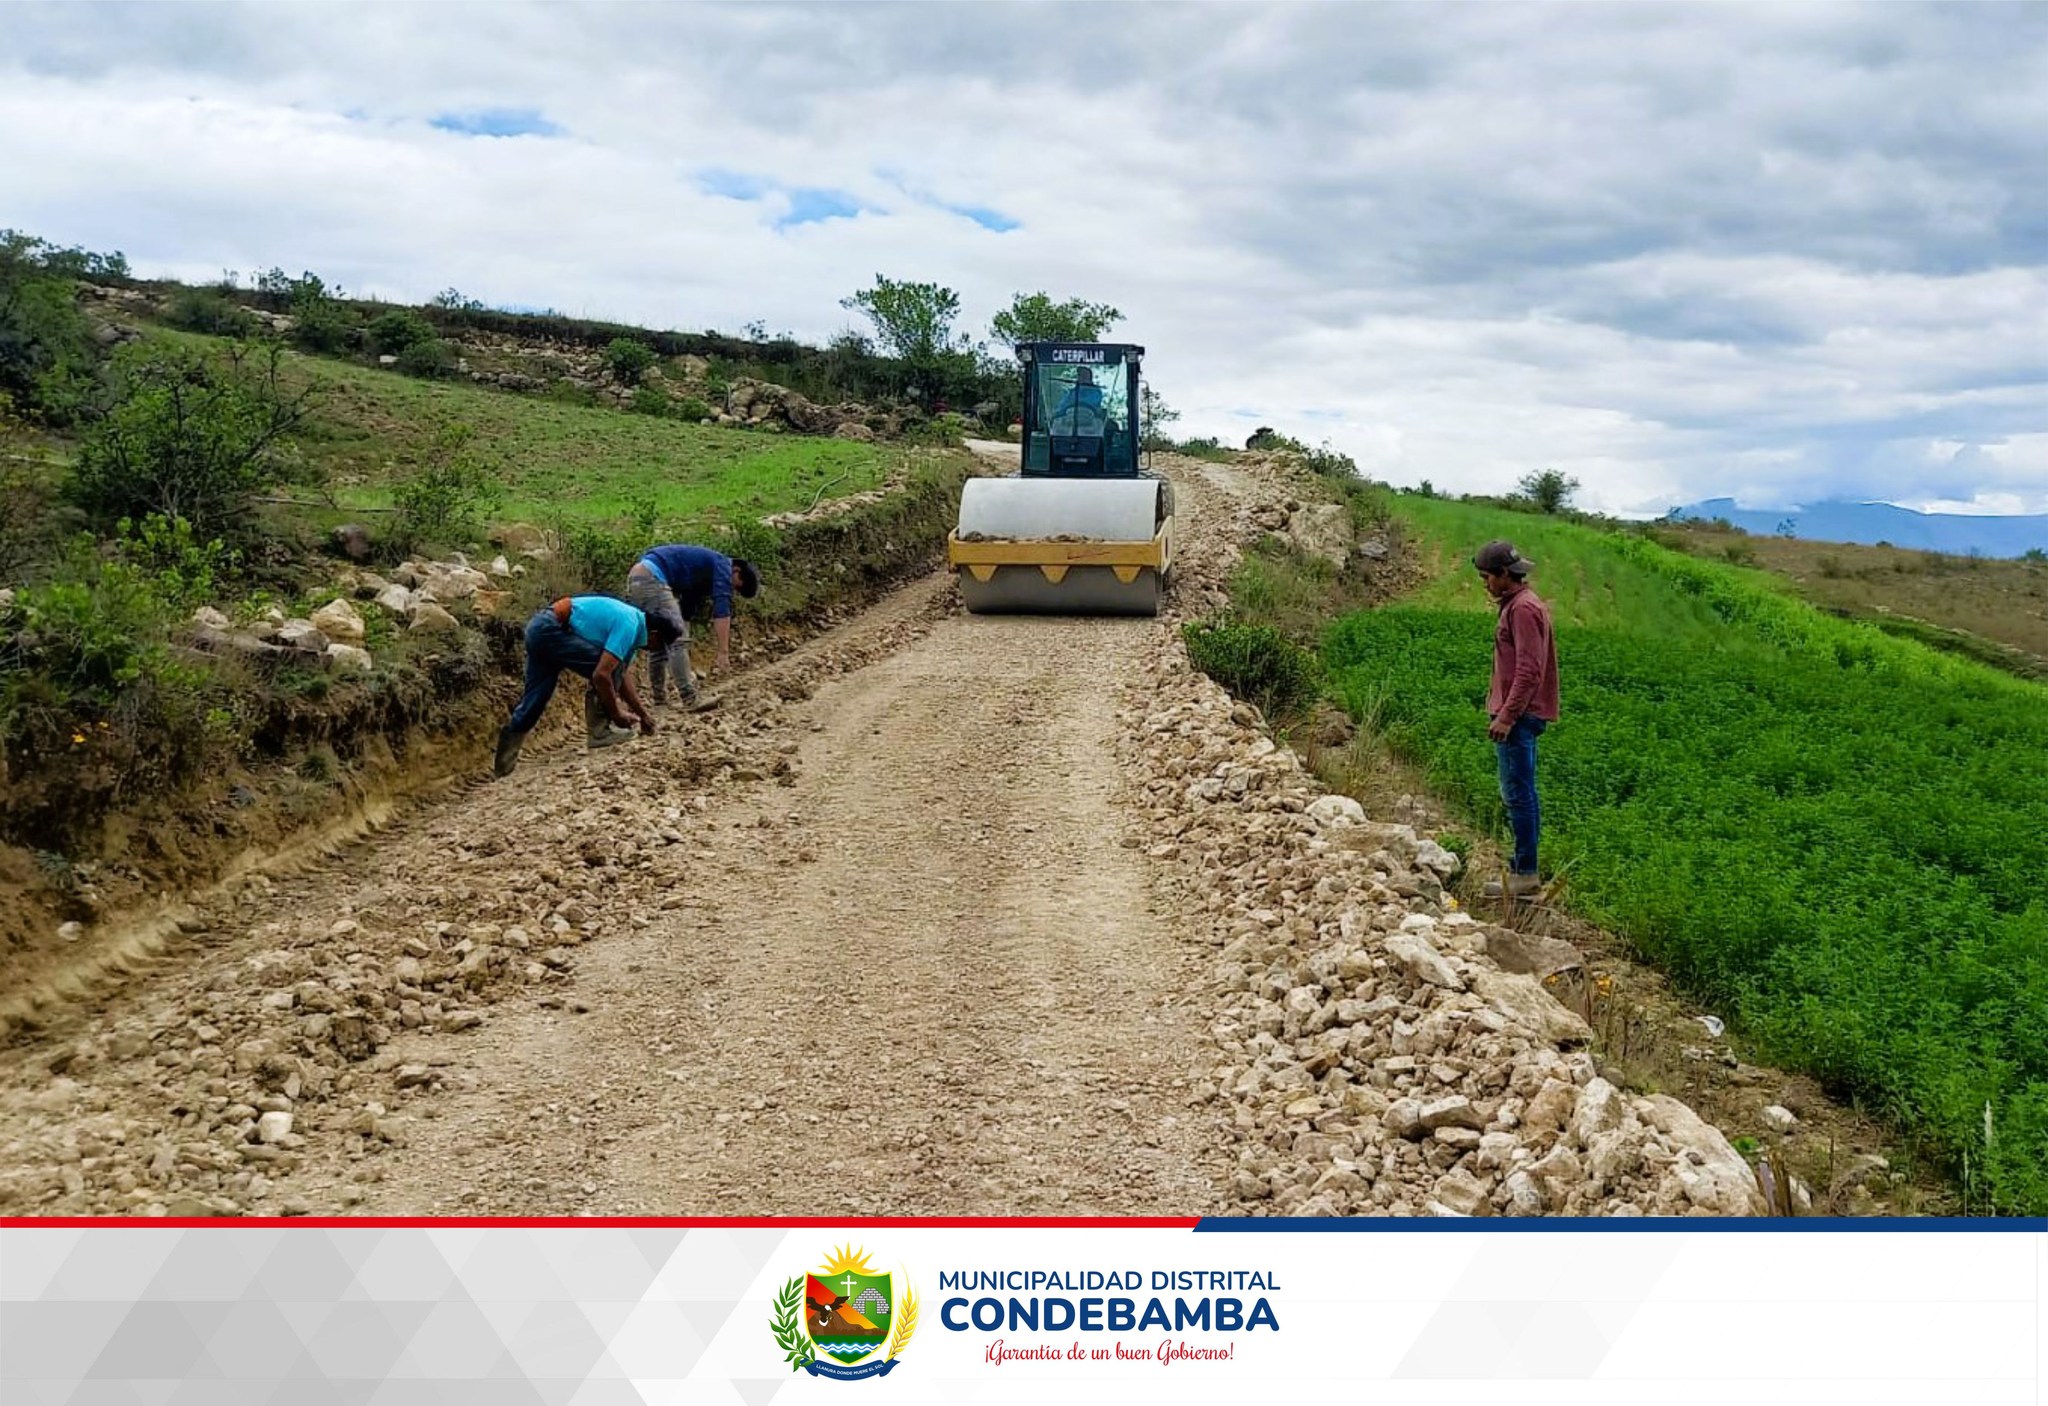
[6,2,2047,516]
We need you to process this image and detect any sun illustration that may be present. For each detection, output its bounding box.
[817,1244,878,1277]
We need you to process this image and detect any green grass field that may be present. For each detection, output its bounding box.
[1326,496,2048,1212]
[154,329,895,528]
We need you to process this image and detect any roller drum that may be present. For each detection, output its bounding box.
[955,477,1166,541]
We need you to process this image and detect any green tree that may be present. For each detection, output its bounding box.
[840,275,965,370]
[989,291,1123,351]
[605,337,656,386]
[1140,385,1179,450]
[1516,468,1581,514]
[70,340,312,540]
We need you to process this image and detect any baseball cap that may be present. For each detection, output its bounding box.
[1473,540,1533,577]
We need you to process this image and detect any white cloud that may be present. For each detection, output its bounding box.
[5,2,2047,515]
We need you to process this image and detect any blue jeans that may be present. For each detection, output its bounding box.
[1495,714,1548,876]
[507,610,605,735]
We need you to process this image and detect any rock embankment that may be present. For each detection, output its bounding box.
[1113,454,1763,1216]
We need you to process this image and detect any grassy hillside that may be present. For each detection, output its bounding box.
[3,319,966,878]
[1648,522,2048,679]
[1326,496,2048,1212]
[149,329,895,528]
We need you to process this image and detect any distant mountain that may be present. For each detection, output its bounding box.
[1670,498,2048,557]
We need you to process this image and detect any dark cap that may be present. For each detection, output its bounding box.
[1474,540,1533,577]
[734,559,760,599]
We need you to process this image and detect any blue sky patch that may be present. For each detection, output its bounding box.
[698,168,773,200]
[697,170,870,227]
[943,202,1019,233]
[430,108,562,139]
[777,187,870,229]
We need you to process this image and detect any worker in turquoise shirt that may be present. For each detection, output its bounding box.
[493,595,677,778]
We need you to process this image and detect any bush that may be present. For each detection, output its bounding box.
[367,309,436,357]
[69,340,311,541]
[605,337,656,386]
[114,512,238,610]
[1,541,170,700]
[166,288,258,338]
[705,515,784,580]
[673,396,713,422]
[395,337,455,379]
[1246,426,1304,452]
[629,385,671,417]
[551,519,641,593]
[389,423,501,552]
[257,269,355,354]
[0,533,223,838]
[0,230,99,423]
[1302,442,1359,479]
[1182,618,1322,720]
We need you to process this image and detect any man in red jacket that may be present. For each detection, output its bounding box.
[1475,540,1559,899]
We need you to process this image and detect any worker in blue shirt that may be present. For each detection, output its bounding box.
[493,595,676,778]
[625,544,759,708]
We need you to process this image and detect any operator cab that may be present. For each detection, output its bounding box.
[1019,341,1144,479]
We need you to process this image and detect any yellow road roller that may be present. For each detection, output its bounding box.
[948,341,1174,615]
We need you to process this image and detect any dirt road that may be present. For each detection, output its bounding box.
[0,450,1257,1217]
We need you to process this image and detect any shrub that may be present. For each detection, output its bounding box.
[1302,442,1359,479]
[545,379,598,408]
[395,337,455,379]
[1,541,169,698]
[257,269,355,353]
[69,340,311,541]
[114,512,238,610]
[551,519,641,593]
[625,493,661,542]
[673,395,713,422]
[1181,618,1322,720]
[629,385,671,417]
[605,337,656,386]
[0,230,99,423]
[705,515,784,579]
[389,424,501,552]
[367,309,436,357]
[166,288,258,338]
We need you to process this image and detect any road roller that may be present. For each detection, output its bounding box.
[947,341,1174,615]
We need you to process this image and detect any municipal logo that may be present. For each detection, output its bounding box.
[770,1244,918,1380]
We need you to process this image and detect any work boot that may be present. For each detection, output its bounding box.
[678,689,721,714]
[493,725,527,778]
[589,725,634,751]
[583,690,612,745]
[1483,872,1544,901]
